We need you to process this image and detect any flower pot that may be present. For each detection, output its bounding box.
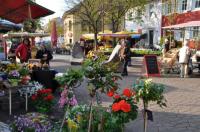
[21,76,30,85]
[8,79,20,87]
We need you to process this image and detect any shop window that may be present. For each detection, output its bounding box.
[193,27,199,38]
[195,0,200,8]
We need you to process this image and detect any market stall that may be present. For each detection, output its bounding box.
[162,21,200,74]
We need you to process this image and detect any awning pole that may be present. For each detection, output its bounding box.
[28,4,32,19]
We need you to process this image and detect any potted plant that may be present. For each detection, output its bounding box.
[106,88,138,131]
[19,67,31,85]
[133,78,167,132]
[7,70,20,86]
[31,89,54,113]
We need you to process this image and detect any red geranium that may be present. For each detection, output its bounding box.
[44,95,54,101]
[112,103,120,112]
[107,90,114,97]
[45,89,52,93]
[31,94,37,100]
[123,88,132,97]
[120,101,131,112]
[112,100,131,113]
[114,94,120,99]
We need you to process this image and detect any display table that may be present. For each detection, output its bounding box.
[2,81,34,115]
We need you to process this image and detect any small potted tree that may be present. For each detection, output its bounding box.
[133,78,167,132]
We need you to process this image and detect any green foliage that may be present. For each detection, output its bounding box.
[133,79,167,108]
[131,49,162,55]
[82,53,121,97]
[23,19,38,33]
[19,67,29,76]
[55,69,84,88]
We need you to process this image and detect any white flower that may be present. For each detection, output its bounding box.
[145,79,152,84]
[55,73,64,77]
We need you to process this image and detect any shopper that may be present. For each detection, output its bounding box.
[179,40,191,78]
[119,39,131,76]
[36,44,53,65]
[15,38,31,63]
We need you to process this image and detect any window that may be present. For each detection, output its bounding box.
[69,21,72,31]
[69,39,72,44]
[182,0,187,11]
[193,27,199,38]
[195,0,200,8]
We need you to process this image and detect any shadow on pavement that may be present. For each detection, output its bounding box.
[126,111,200,132]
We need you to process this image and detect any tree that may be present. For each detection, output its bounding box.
[65,0,148,49]
[65,0,106,50]
[105,0,147,33]
[104,0,148,33]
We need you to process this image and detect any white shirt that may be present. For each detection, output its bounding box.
[179,46,190,63]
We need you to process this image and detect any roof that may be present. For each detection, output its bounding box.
[62,4,81,19]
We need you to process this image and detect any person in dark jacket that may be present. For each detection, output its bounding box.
[119,39,131,76]
[36,44,53,65]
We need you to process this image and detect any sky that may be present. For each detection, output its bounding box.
[36,0,67,24]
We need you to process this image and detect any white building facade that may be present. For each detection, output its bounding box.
[125,0,162,48]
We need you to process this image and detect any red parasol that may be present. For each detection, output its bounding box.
[51,21,57,47]
[0,0,54,23]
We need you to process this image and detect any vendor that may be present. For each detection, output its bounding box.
[36,44,53,65]
[15,38,31,63]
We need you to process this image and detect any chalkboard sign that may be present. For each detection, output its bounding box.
[143,55,160,77]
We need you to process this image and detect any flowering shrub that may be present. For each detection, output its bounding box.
[133,79,166,107]
[109,88,138,127]
[59,87,78,108]
[31,89,54,113]
[12,112,53,132]
[82,53,121,97]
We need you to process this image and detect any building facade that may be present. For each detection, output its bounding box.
[162,0,200,41]
[125,0,162,48]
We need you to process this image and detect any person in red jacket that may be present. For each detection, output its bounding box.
[15,38,31,63]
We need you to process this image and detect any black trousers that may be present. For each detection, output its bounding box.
[122,59,129,75]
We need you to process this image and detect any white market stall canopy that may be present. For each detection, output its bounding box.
[3,32,50,38]
[162,21,200,29]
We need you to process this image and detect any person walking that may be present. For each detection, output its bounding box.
[15,38,31,63]
[36,44,53,65]
[119,39,131,76]
[179,40,191,78]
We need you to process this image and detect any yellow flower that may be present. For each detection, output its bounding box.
[68,119,78,131]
